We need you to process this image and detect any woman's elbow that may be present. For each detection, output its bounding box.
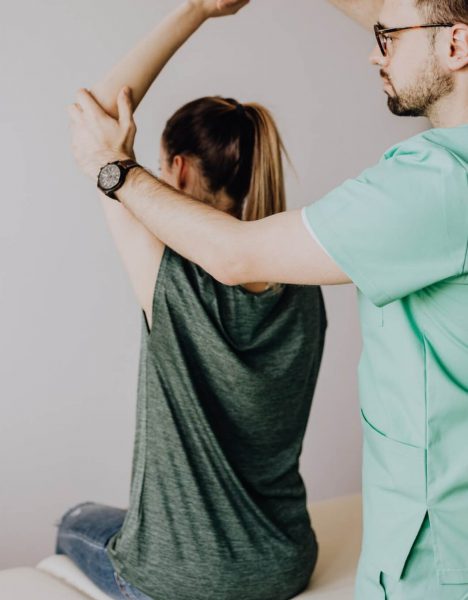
[207,248,249,287]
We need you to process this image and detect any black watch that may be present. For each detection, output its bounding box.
[97,159,141,201]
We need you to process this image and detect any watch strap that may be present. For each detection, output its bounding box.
[98,159,142,201]
[115,159,140,170]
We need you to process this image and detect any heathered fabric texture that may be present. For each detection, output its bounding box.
[106,245,327,600]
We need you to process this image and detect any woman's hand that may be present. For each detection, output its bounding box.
[189,0,250,19]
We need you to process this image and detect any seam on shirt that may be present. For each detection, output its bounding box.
[422,333,443,578]
[462,237,468,274]
[422,334,428,504]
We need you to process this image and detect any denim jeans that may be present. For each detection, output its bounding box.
[55,501,153,600]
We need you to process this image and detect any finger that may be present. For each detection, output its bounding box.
[75,88,108,120]
[217,0,249,9]
[117,86,135,129]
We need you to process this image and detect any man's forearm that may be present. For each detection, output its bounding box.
[117,167,244,284]
[326,0,382,30]
[113,165,351,288]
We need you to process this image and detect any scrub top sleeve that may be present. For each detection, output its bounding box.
[302,144,468,307]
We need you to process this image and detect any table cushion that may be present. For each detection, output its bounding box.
[0,567,99,600]
[1,493,362,600]
[297,493,362,598]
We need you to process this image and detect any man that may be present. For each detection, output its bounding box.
[68,0,468,597]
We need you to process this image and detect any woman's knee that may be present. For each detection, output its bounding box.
[55,501,97,529]
[54,501,127,553]
[54,501,98,554]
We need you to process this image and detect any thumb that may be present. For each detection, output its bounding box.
[117,86,135,128]
[217,0,249,10]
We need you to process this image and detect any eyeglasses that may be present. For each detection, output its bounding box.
[374,23,454,56]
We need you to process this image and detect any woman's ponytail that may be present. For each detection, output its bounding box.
[242,103,289,221]
[162,96,292,222]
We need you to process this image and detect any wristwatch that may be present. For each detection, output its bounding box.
[97,159,141,201]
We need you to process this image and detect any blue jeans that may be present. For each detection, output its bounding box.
[55,501,153,600]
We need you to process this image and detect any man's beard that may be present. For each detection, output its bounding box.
[382,56,454,117]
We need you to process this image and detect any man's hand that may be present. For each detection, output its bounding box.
[67,86,136,180]
[189,0,250,19]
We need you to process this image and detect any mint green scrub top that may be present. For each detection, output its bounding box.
[302,125,468,584]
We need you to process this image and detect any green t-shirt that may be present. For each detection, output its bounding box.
[106,246,327,600]
[302,125,468,583]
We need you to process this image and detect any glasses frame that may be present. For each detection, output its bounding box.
[373,23,454,56]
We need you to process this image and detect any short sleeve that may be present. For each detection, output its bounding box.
[302,142,468,307]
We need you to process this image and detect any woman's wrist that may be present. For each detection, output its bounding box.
[184,0,211,21]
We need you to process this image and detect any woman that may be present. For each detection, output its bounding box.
[56,1,327,599]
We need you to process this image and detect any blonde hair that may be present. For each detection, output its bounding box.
[240,101,289,221]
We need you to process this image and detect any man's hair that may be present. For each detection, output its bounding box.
[415,0,468,24]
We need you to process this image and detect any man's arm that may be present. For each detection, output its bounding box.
[69,81,350,288]
[326,0,383,30]
[117,167,351,287]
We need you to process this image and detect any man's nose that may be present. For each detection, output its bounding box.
[369,44,387,66]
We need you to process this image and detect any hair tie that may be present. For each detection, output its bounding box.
[234,102,246,116]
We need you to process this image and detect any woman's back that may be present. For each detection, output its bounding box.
[62,4,330,600]
[106,246,327,600]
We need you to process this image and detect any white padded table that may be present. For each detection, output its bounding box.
[0,493,361,600]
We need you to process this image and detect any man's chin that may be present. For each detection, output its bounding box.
[387,97,405,116]
[387,96,423,117]
[382,84,410,116]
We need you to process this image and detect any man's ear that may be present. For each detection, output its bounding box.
[448,24,468,71]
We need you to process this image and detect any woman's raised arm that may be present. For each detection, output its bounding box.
[90,0,249,117]
[326,0,383,31]
[86,1,249,333]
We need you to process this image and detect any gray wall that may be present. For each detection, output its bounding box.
[1,0,426,569]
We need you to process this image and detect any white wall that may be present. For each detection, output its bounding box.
[0,0,426,568]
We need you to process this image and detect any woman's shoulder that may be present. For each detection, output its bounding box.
[163,246,324,304]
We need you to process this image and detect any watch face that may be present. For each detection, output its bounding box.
[99,163,121,190]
